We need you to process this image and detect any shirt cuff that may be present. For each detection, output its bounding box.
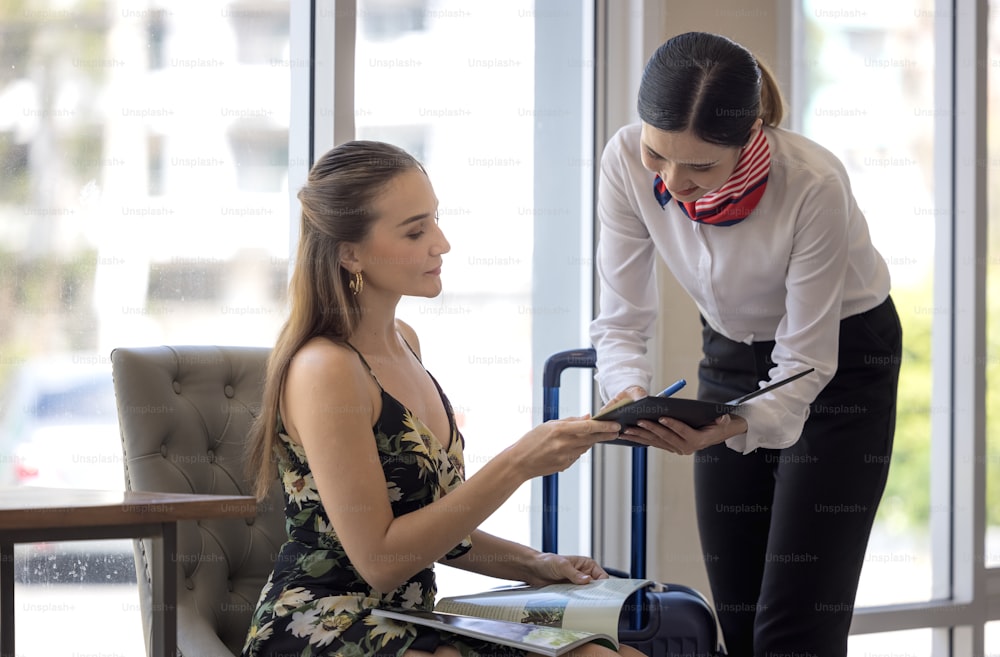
[727,397,810,454]
[595,366,652,404]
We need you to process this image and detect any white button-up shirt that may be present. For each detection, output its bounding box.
[590,124,891,453]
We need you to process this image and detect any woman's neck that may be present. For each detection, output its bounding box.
[349,305,404,357]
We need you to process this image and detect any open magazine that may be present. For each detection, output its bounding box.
[372,577,656,656]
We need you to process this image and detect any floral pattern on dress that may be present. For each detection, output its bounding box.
[241,377,524,657]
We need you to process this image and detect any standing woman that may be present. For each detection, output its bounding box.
[590,32,902,656]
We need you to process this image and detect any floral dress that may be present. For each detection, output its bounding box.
[241,348,525,657]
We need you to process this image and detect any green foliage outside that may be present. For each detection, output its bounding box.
[875,283,933,533]
[877,268,1000,532]
[986,261,1000,529]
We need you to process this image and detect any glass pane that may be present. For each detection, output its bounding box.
[847,628,933,657]
[0,1,290,654]
[987,620,1000,653]
[986,0,1000,570]
[798,0,938,604]
[353,0,593,596]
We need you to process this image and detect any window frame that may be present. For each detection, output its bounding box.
[308,0,599,558]
[819,0,996,652]
[589,0,999,653]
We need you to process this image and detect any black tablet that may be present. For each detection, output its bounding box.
[593,368,814,448]
[594,397,739,447]
[595,397,739,429]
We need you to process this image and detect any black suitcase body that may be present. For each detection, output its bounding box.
[541,348,723,657]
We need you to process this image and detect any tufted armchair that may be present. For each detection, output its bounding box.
[111,346,285,657]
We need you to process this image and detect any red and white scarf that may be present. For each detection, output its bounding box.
[653,128,770,227]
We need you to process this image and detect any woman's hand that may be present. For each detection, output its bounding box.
[596,385,648,415]
[621,412,748,455]
[521,552,610,587]
[507,416,621,480]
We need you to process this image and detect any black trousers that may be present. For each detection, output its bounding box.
[693,297,902,657]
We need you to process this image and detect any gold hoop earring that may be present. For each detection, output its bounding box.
[349,271,364,296]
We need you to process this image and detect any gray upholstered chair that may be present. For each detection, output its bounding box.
[111,345,285,657]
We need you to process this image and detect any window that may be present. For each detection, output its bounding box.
[352,0,596,596]
[798,0,1000,650]
[796,0,939,609]
[7,1,997,653]
[849,629,933,657]
[987,620,1000,652]
[0,2,290,654]
[985,0,1000,571]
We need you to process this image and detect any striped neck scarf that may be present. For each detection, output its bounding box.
[653,128,771,227]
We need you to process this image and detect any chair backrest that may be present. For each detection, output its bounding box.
[111,345,285,657]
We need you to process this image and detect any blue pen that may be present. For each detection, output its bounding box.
[657,378,686,397]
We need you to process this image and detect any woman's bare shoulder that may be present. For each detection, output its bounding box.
[285,337,369,390]
[282,337,375,438]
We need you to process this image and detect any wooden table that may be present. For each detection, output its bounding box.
[0,487,257,657]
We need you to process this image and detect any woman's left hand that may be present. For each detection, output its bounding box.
[522,553,609,587]
[620,413,748,455]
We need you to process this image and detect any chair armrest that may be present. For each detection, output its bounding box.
[177,604,240,657]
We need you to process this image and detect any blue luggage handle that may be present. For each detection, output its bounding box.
[541,348,647,581]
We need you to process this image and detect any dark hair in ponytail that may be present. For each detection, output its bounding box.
[637,32,785,147]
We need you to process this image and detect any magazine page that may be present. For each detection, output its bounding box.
[433,577,653,638]
[370,608,617,656]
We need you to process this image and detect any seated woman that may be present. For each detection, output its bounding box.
[241,140,644,657]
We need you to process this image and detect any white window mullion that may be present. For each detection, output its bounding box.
[950,0,990,654]
[930,0,957,653]
[289,1,313,266]
[313,0,355,154]
[590,0,659,573]
[291,0,355,264]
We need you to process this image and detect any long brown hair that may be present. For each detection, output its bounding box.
[637,31,785,147]
[247,140,424,499]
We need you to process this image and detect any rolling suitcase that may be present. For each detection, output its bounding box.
[541,348,723,657]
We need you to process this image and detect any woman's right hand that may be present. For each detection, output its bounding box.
[508,416,621,480]
[596,385,648,415]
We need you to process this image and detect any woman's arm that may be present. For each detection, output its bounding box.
[396,319,609,586]
[731,173,854,452]
[444,530,607,586]
[283,338,620,593]
[590,128,661,402]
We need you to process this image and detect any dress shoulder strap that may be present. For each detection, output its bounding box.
[398,335,421,363]
[343,341,384,391]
